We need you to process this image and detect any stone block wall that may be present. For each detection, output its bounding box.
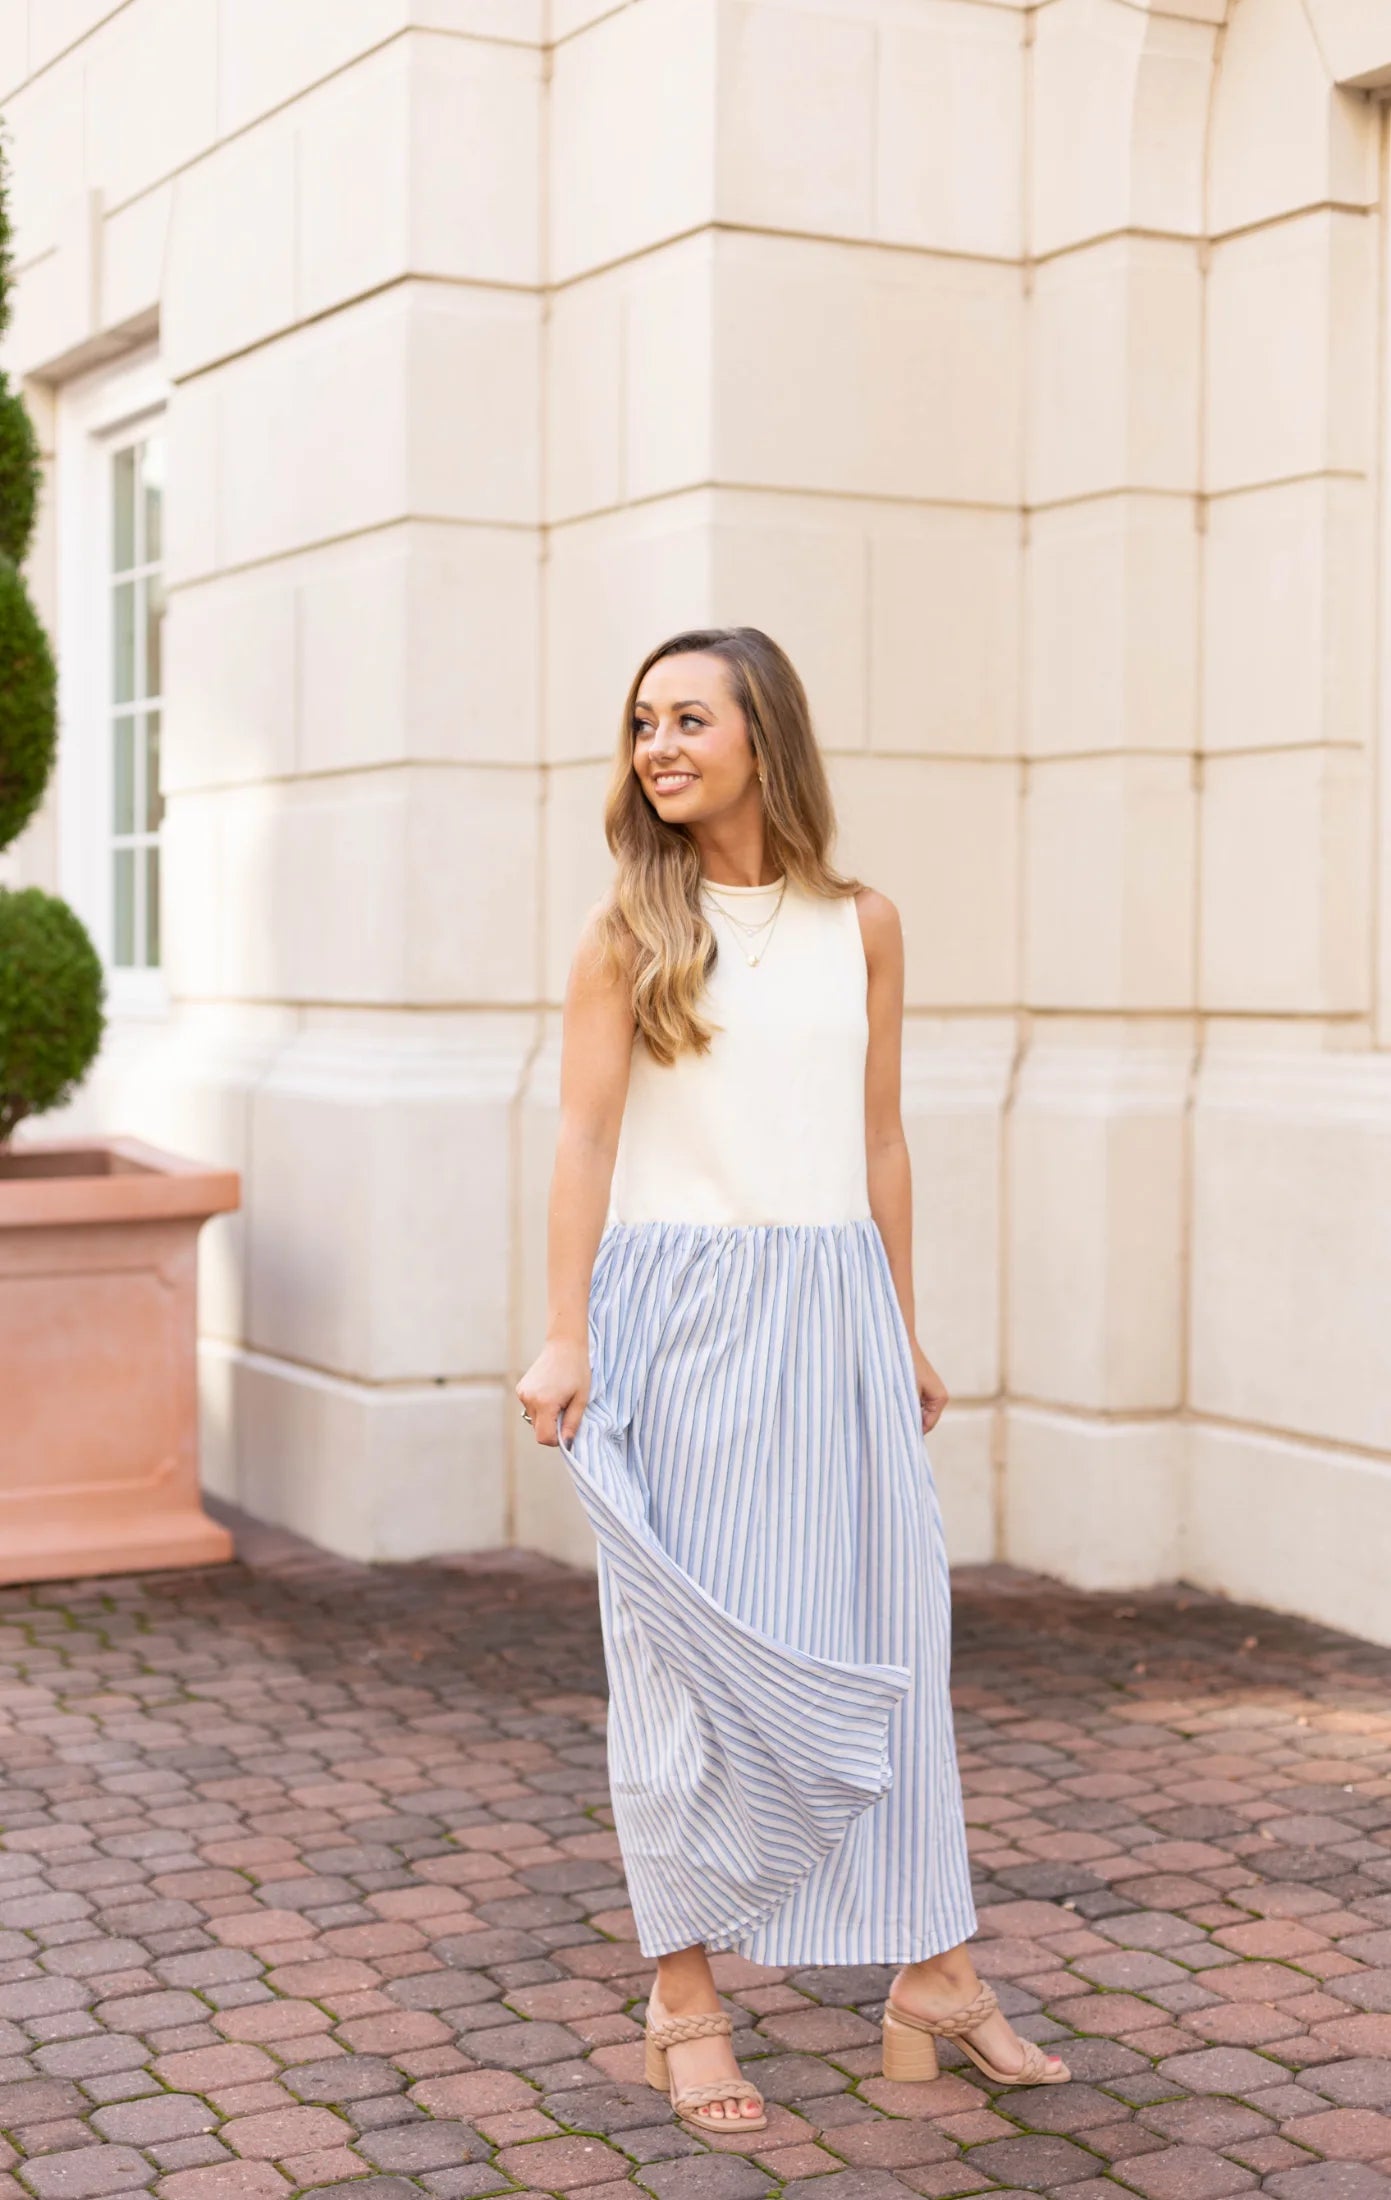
[1,0,1388,1642]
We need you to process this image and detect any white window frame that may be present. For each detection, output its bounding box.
[56,346,171,1021]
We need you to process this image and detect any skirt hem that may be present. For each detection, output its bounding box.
[642,1891,983,1968]
[702,1924,983,1968]
[619,1722,901,1964]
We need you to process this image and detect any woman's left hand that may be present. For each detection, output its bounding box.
[911,1340,949,1434]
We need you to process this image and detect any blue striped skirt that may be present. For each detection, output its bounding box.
[556,1216,978,1965]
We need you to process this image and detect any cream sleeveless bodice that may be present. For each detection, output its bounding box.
[608,876,872,1227]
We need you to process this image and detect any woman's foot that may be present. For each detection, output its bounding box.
[890,1949,1069,2082]
[648,1950,763,2125]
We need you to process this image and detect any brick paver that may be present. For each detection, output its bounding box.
[0,1525,1388,2200]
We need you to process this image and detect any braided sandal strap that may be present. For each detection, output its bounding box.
[1008,2035,1063,2083]
[673,2078,764,2113]
[647,2010,734,2049]
[927,1981,1000,2039]
[887,1980,1000,2039]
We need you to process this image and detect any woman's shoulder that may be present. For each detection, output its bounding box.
[848,883,903,957]
[569,892,637,996]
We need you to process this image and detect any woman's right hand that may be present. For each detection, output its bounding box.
[516,1338,590,1448]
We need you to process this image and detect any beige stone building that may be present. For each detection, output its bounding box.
[3,0,1389,1643]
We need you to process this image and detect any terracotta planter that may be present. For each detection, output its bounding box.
[0,1137,239,1585]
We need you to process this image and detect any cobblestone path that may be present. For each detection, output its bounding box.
[0,1528,1388,2200]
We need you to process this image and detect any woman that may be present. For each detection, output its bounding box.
[517,627,1068,2133]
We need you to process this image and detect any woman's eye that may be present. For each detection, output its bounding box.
[631,715,703,738]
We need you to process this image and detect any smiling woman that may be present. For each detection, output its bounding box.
[515,626,1070,2134]
[634,678,742,812]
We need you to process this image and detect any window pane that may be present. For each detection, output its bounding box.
[142,434,164,566]
[113,580,136,704]
[144,846,160,968]
[113,848,135,966]
[143,711,162,832]
[142,571,165,700]
[112,447,136,572]
[113,715,136,835]
[106,422,167,978]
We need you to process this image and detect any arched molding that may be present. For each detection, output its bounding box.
[1207,0,1378,235]
[1123,0,1391,84]
[1031,0,1215,257]
[1301,0,1391,91]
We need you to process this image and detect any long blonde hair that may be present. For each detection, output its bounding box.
[593,626,863,1066]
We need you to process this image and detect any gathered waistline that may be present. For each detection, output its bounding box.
[603,1213,876,1235]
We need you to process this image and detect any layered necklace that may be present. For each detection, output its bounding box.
[701,875,788,966]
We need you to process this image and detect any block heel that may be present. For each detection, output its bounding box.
[882,2008,939,2082]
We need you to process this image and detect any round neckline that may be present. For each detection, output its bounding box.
[700,874,786,894]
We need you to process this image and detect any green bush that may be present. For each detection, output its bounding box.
[0,554,56,850]
[0,126,106,1143]
[0,375,39,564]
[0,138,12,344]
[0,888,106,1141]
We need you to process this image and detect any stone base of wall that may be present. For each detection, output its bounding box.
[1184,1421,1391,1653]
[1002,1404,1391,1653]
[201,1341,508,1565]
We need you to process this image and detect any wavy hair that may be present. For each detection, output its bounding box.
[593,626,863,1066]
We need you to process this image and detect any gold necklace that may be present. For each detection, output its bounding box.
[702,878,787,966]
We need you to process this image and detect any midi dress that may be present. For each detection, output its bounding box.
[556,873,978,1966]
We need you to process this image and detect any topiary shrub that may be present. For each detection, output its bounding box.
[0,889,105,1141]
[0,129,105,1145]
[0,373,38,564]
[0,555,56,848]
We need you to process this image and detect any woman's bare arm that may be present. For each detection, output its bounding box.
[856,887,949,1433]
[858,888,914,1325]
[517,902,636,1446]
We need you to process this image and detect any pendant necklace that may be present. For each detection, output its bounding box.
[703,877,787,966]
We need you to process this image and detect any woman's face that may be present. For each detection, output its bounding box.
[631,651,760,826]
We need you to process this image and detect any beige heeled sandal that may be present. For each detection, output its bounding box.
[882,1979,1071,2087]
[644,2007,768,2135]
